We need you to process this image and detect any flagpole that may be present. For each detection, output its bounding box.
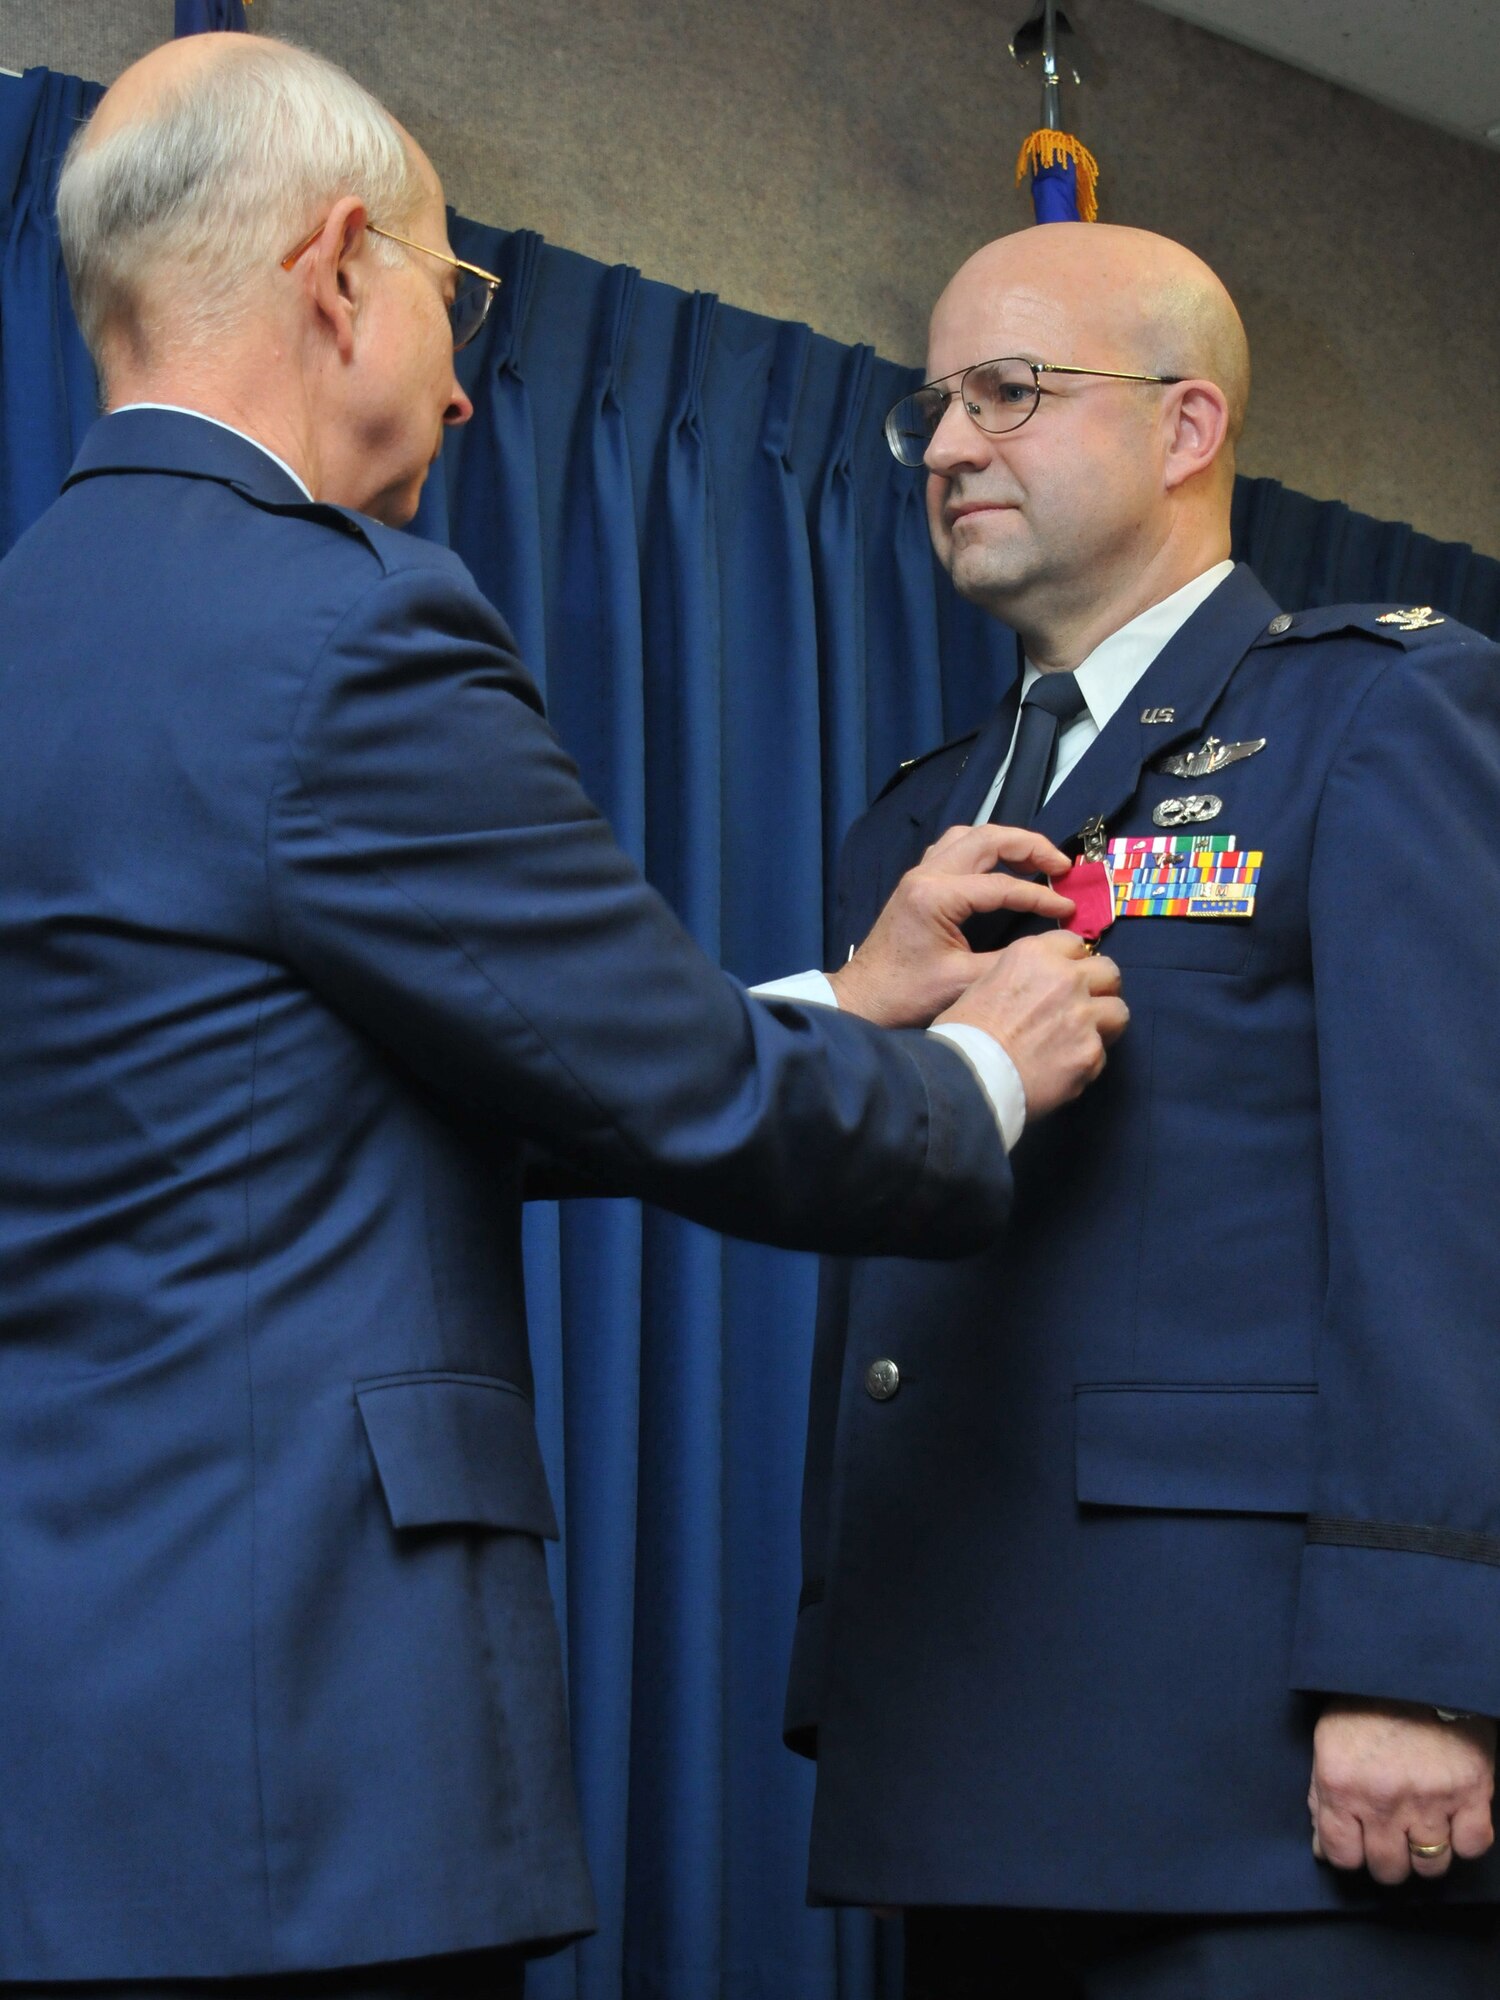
[1040,0,1061,132]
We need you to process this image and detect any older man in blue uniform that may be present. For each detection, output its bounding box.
[787,223,1500,1995]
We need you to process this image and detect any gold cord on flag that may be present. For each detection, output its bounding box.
[1014,130,1099,222]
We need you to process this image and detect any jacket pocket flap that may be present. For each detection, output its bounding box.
[356,1373,559,1539]
[1075,1384,1315,1514]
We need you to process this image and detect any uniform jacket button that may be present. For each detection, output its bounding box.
[864,1358,901,1401]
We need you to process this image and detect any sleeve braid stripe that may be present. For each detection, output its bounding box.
[1307,1517,1500,1568]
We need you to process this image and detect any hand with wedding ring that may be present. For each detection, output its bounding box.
[1308,1698,1497,1885]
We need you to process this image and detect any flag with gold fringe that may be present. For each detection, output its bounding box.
[1015,128,1099,223]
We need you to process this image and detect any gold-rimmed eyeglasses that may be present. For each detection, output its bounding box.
[885,355,1184,466]
[280,221,503,352]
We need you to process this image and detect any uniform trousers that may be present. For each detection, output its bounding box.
[903,1905,1500,1999]
[0,1947,525,2000]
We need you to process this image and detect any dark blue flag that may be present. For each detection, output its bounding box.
[175,0,249,33]
[1015,129,1099,223]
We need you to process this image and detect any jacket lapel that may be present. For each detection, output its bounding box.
[910,647,1025,849]
[967,566,1282,950]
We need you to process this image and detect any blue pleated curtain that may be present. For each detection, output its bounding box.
[6,62,1500,2000]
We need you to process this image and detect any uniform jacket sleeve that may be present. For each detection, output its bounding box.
[1292,628,1500,1715]
[264,556,1012,1258]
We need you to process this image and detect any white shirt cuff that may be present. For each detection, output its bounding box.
[752,972,1026,1153]
[750,969,839,1008]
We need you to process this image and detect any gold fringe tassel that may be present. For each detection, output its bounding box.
[1014,129,1100,223]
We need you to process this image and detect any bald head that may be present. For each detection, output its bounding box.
[934,225,1249,450]
[57,33,426,380]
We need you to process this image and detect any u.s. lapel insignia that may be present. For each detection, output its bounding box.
[1153,793,1222,829]
[1156,735,1266,780]
[1140,706,1176,724]
[1377,605,1445,632]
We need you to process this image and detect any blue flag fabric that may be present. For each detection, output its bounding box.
[1015,129,1099,223]
[175,0,248,33]
[1031,155,1081,223]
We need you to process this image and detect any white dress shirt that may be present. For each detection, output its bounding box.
[754,561,1236,1150]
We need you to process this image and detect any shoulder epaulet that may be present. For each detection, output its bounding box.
[871,729,978,804]
[1254,602,1477,652]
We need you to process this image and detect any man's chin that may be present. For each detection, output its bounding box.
[948,541,1031,609]
[364,478,424,530]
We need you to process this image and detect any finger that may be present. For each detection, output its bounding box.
[1091,997,1130,1047]
[1452,1800,1496,1861]
[956,872,1075,919]
[1360,1823,1415,1887]
[1404,1823,1456,1878]
[1311,1828,1325,1862]
[923,823,983,859]
[922,824,1072,880]
[1312,1804,1366,1873]
[1085,953,1123,995]
[978,824,1074,877]
[1018,928,1088,960]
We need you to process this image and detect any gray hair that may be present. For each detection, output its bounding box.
[57,37,426,369]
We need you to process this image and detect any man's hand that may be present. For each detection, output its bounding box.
[936,931,1128,1120]
[1309,1699,1497,1884]
[827,824,1077,1029]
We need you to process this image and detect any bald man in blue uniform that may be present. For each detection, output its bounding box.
[785,224,1500,1996]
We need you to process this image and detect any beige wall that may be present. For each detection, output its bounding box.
[5,0,1498,556]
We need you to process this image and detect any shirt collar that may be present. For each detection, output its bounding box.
[1021,559,1237,725]
[110,403,314,502]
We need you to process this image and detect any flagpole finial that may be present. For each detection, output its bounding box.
[1009,1,1089,129]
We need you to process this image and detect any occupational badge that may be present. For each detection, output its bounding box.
[1152,793,1222,828]
[1155,736,1266,780]
[1376,606,1445,631]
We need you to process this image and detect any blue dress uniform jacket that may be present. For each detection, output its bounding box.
[787,563,1500,1915]
[0,411,1013,1980]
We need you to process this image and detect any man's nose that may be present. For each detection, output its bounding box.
[444,375,473,426]
[923,394,993,477]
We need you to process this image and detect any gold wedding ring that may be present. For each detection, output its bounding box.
[1408,1838,1452,1859]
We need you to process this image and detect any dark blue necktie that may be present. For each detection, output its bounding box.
[988,671,1087,830]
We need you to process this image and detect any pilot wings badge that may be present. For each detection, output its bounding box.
[1155,735,1266,780]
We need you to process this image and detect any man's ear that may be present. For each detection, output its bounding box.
[1161,379,1230,492]
[296,195,369,364]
